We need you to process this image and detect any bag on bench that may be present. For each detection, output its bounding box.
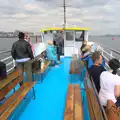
[0,62,7,81]
[32,60,41,72]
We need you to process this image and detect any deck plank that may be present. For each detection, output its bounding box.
[74,85,83,120]
[64,84,83,120]
[0,86,24,114]
[0,68,22,90]
[34,61,51,74]
[0,82,35,120]
[64,84,74,120]
[86,88,104,120]
[40,61,51,73]
[0,75,23,100]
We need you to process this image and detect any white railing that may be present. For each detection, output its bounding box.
[0,51,15,73]
[95,43,120,70]
[0,43,120,73]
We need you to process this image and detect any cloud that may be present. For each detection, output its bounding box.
[0,0,120,35]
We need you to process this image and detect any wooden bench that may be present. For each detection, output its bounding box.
[34,60,51,74]
[0,68,35,120]
[69,54,84,74]
[85,73,108,120]
[64,84,83,120]
[33,60,51,82]
[69,60,80,74]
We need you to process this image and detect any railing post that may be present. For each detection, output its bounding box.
[100,45,103,56]
[13,59,16,68]
[110,51,113,59]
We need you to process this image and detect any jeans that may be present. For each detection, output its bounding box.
[116,97,120,107]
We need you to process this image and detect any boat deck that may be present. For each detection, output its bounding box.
[19,58,74,120]
[14,57,89,120]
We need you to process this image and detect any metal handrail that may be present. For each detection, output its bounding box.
[0,51,15,73]
[0,50,11,55]
[101,44,120,55]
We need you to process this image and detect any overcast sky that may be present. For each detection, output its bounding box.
[0,0,120,35]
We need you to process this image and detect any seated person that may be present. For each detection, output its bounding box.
[46,40,58,66]
[81,53,105,69]
[80,40,92,57]
[99,58,120,107]
[88,51,106,93]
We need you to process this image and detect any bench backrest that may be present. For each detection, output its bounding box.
[69,59,84,74]
[0,68,23,100]
[85,72,108,120]
[64,84,83,120]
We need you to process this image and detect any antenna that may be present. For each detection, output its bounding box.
[63,0,66,28]
[59,0,72,29]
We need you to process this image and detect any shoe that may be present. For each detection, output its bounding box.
[55,65,59,67]
[58,61,60,63]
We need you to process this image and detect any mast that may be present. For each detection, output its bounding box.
[63,0,66,28]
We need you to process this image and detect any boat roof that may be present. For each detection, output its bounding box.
[40,27,90,32]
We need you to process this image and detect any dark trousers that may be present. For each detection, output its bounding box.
[56,46,61,61]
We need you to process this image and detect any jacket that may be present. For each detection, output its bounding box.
[11,39,34,60]
[46,45,57,61]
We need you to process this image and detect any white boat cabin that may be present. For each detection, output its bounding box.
[40,27,90,57]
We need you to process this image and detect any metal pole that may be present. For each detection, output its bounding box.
[63,0,66,29]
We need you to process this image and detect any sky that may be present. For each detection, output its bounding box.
[0,0,120,35]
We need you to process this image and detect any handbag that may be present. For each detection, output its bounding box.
[32,60,41,72]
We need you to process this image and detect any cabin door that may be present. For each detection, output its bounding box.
[64,31,75,56]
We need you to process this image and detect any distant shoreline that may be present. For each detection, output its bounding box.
[0,36,17,38]
[90,35,120,37]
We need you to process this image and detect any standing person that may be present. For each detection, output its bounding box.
[53,31,63,63]
[11,32,34,85]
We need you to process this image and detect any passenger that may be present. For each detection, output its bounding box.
[88,51,106,93]
[11,32,34,85]
[82,54,105,69]
[53,31,63,62]
[27,37,34,54]
[99,58,120,107]
[46,40,58,67]
[80,40,92,57]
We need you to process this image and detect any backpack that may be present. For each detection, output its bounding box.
[0,62,7,81]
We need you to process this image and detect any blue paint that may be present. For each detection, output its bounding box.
[15,57,90,120]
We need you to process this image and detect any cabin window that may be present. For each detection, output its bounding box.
[66,31,74,41]
[75,31,84,42]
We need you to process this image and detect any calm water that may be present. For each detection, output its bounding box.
[0,36,120,59]
[0,36,120,51]
[0,36,120,71]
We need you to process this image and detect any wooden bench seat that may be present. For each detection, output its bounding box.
[0,68,35,120]
[34,60,51,74]
[69,60,80,74]
[85,73,108,120]
[69,54,84,75]
[64,84,83,120]
[0,68,22,90]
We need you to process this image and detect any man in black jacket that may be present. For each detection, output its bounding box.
[11,32,34,84]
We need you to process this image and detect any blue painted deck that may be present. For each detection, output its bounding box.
[18,58,90,120]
